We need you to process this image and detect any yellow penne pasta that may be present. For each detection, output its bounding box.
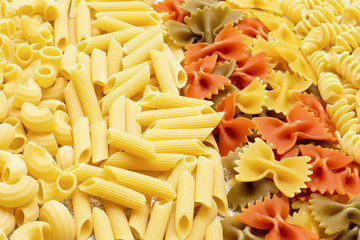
[0,206,15,236]
[144,200,173,240]
[39,200,76,240]
[92,16,136,32]
[175,171,194,239]
[11,43,33,68]
[76,28,143,54]
[107,37,123,76]
[69,17,76,45]
[108,127,156,160]
[56,145,74,171]
[87,1,152,12]
[187,200,217,240]
[102,199,134,240]
[41,77,67,102]
[79,177,146,209]
[91,22,101,37]
[166,155,197,189]
[77,51,91,79]
[129,196,151,240]
[76,0,91,42]
[73,117,91,164]
[109,95,125,131]
[164,201,177,240]
[142,128,213,141]
[23,141,63,182]
[66,163,105,182]
[125,98,141,136]
[14,200,39,226]
[60,44,78,79]
[92,207,114,240]
[54,0,70,50]
[102,65,150,115]
[104,165,176,199]
[195,156,214,208]
[0,175,38,208]
[20,102,55,133]
[138,92,213,109]
[95,11,162,26]
[205,219,223,240]
[91,48,107,86]
[26,131,58,157]
[90,121,108,164]
[36,172,77,205]
[0,123,15,150]
[3,117,27,154]
[122,33,163,69]
[71,63,102,124]
[10,221,51,240]
[72,188,93,240]
[153,139,211,155]
[203,133,219,152]
[64,80,85,126]
[104,151,183,171]
[162,43,187,88]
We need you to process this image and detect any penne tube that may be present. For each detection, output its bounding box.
[107,37,123,76]
[0,206,15,236]
[56,145,74,171]
[109,95,125,131]
[71,63,102,124]
[72,188,93,240]
[76,28,143,54]
[195,156,215,208]
[104,151,183,171]
[175,171,194,239]
[92,16,136,32]
[66,163,105,182]
[26,131,58,157]
[153,139,212,155]
[149,112,224,129]
[144,200,173,240]
[60,44,78,79]
[77,52,91,80]
[92,207,114,240]
[162,43,187,88]
[164,201,177,240]
[73,117,91,164]
[205,219,223,240]
[10,221,51,240]
[125,98,141,136]
[87,1,152,12]
[54,0,70,50]
[64,80,85,126]
[39,200,76,240]
[90,121,108,164]
[208,147,228,216]
[14,200,39,226]
[167,155,197,189]
[203,133,219,152]
[108,128,156,160]
[79,177,146,209]
[138,92,213,109]
[102,65,150,115]
[186,200,217,240]
[41,77,67,102]
[102,200,134,240]
[141,128,213,141]
[104,165,176,199]
[122,33,163,69]
[95,11,162,26]
[91,22,101,37]
[91,48,107,86]
[129,196,151,240]
[76,0,91,42]
[69,18,77,45]
[150,49,179,96]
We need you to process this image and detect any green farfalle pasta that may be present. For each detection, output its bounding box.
[180,0,216,13]
[212,59,236,78]
[210,84,238,109]
[227,178,278,209]
[222,146,242,175]
[221,215,266,240]
[335,225,360,240]
[309,193,360,235]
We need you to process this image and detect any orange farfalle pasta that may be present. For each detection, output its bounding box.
[184,23,249,64]
[299,144,353,195]
[152,0,188,23]
[336,162,360,199]
[215,92,255,156]
[231,51,272,89]
[294,92,337,140]
[253,102,332,155]
[236,195,319,240]
[184,54,231,99]
[235,17,269,39]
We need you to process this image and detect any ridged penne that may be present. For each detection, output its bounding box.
[87,1,152,12]
[14,200,39,226]
[167,155,198,189]
[162,43,187,88]
[205,219,223,240]
[66,163,105,182]
[123,25,164,54]
[77,52,91,79]
[195,156,214,208]
[76,0,91,42]
[72,187,93,240]
[79,177,146,209]
[144,200,173,240]
[142,128,213,141]
[92,16,136,32]
[91,48,107,86]
[60,44,78,79]
[107,37,123,77]
[92,207,114,240]
[125,98,141,136]
[54,0,70,50]
[129,196,151,240]
[90,120,108,164]
[73,117,91,164]
[95,11,162,26]
[108,95,125,131]
[64,80,84,126]
[153,139,211,155]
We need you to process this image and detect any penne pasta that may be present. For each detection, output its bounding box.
[142,128,213,141]
[95,11,162,26]
[87,1,152,12]
[72,187,93,240]
[144,200,173,240]
[54,0,70,50]
[109,95,126,131]
[107,37,123,76]
[164,201,178,240]
[79,177,146,209]
[90,121,108,164]
[64,80,85,126]
[166,155,198,189]
[60,44,78,79]
[125,98,141,136]
[77,51,91,81]
[73,117,91,164]
[162,43,187,88]
[66,163,105,182]
[195,156,215,208]
[91,48,107,86]
[153,139,212,155]
[92,16,136,32]
[76,0,91,42]
[92,207,114,240]
[129,196,151,240]
[205,219,223,240]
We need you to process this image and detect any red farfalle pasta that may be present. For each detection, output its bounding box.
[184,54,231,99]
[184,23,249,64]
[336,162,360,198]
[294,92,336,140]
[215,92,255,156]
[299,144,353,195]
[253,102,332,155]
[152,0,188,23]
[231,51,272,89]
[273,147,299,161]
[235,16,269,39]
[236,195,318,240]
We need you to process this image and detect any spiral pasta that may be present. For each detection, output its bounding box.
[307,50,332,76]
[337,131,360,164]
[300,26,323,56]
[342,79,357,104]
[342,1,360,26]
[318,72,343,104]
[335,27,360,53]
[280,0,307,23]
[318,23,353,50]
[329,51,360,88]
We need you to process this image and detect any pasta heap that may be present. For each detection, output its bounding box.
[0,0,360,239]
